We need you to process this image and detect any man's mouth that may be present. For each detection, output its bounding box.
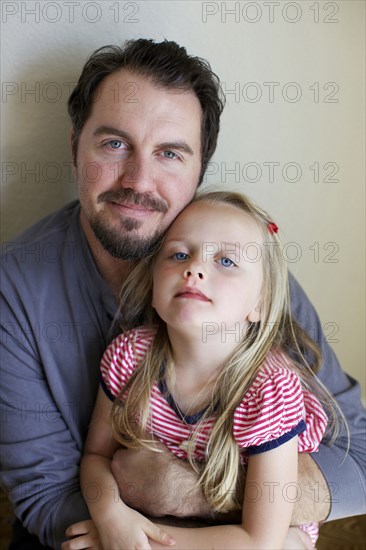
[97,189,168,213]
[112,202,152,209]
[110,201,155,214]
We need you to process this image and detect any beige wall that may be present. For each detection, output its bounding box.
[1,0,365,398]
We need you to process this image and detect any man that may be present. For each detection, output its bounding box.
[1,38,365,549]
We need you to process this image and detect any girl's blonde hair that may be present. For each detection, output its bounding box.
[111,191,346,513]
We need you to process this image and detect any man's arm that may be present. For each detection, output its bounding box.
[111,444,212,519]
[111,443,330,525]
[0,291,90,547]
[289,273,366,521]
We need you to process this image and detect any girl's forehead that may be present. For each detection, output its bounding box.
[171,200,259,229]
[168,200,262,239]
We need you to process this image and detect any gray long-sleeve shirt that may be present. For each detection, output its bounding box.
[1,201,365,548]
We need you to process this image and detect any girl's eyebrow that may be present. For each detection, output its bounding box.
[162,239,188,249]
[163,237,188,244]
[164,239,241,248]
[93,126,194,155]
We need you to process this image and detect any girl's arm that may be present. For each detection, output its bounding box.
[64,388,175,550]
[150,437,299,550]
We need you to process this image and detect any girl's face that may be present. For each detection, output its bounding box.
[152,201,264,338]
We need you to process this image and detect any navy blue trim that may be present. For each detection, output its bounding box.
[101,362,213,424]
[246,419,306,455]
[158,377,209,425]
[99,373,116,402]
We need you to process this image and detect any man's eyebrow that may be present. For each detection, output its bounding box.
[93,126,130,140]
[158,142,194,156]
[93,127,194,156]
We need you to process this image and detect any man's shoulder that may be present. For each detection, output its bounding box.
[288,271,319,325]
[3,200,80,247]
[1,200,81,264]
[0,200,85,290]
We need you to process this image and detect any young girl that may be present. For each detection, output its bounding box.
[66,192,342,549]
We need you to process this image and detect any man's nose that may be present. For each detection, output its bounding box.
[117,153,156,193]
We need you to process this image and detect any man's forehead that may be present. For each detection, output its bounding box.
[94,68,197,104]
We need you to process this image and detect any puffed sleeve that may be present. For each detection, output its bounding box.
[298,389,328,453]
[233,355,307,455]
[100,326,156,401]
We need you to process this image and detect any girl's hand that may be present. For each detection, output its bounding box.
[62,520,102,549]
[96,507,176,550]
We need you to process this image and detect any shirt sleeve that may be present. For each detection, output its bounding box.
[1,261,90,547]
[233,362,306,455]
[289,273,366,520]
[100,326,155,401]
[297,389,328,453]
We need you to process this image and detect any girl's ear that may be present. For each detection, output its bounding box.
[247,304,261,323]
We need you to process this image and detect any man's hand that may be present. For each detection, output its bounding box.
[111,442,212,519]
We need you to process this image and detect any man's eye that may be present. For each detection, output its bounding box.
[163,151,178,159]
[219,257,235,267]
[172,252,189,261]
[108,140,123,149]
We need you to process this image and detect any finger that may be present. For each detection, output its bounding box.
[65,520,92,537]
[62,534,93,550]
[146,524,176,546]
[61,541,81,550]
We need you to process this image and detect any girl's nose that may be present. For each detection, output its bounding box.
[183,268,204,280]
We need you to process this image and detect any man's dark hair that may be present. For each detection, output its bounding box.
[68,38,225,185]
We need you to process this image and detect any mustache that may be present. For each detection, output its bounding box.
[97,189,168,213]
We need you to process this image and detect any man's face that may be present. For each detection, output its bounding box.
[74,70,202,260]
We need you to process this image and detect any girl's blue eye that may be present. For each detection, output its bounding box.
[219,257,235,267]
[173,252,189,261]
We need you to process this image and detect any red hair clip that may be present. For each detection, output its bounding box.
[268,222,278,234]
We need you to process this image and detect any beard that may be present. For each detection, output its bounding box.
[89,189,168,260]
[90,216,163,260]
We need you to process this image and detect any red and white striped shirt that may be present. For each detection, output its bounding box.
[100,326,328,462]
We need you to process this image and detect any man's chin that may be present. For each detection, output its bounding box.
[90,219,162,260]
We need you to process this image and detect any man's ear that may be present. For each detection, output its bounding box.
[70,128,76,170]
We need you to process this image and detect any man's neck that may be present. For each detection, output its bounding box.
[80,210,133,299]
